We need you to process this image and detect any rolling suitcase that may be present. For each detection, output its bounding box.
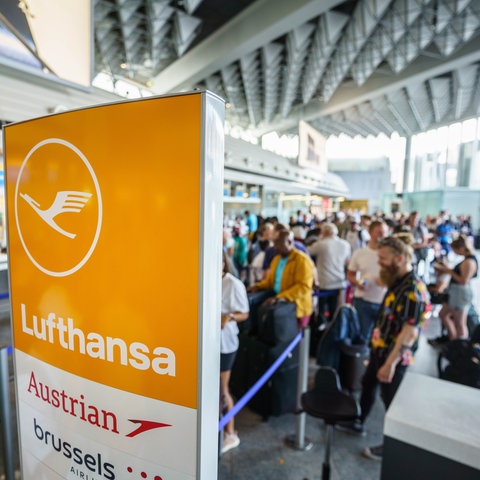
[270,364,298,416]
[241,290,275,334]
[229,332,251,399]
[338,338,369,392]
[230,330,299,402]
[247,337,299,419]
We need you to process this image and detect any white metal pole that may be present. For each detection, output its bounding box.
[285,327,312,450]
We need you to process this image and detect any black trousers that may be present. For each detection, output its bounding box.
[359,350,407,423]
[317,289,340,323]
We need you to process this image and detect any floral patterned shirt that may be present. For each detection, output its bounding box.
[370,271,430,365]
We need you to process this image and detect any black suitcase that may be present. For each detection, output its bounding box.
[229,332,251,399]
[241,290,275,334]
[437,337,480,389]
[247,337,299,419]
[257,301,298,345]
[229,333,299,399]
[270,364,299,416]
[338,339,369,392]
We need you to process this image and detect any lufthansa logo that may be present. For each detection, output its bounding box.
[14,138,102,277]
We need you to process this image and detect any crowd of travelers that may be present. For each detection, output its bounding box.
[219,208,478,458]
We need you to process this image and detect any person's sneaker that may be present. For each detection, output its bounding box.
[362,444,383,461]
[335,419,366,436]
[221,433,240,454]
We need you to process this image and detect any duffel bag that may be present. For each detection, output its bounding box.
[257,301,297,345]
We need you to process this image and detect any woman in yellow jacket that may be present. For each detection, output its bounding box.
[250,230,314,328]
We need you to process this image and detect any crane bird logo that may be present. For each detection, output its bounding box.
[19,191,92,239]
[14,138,102,277]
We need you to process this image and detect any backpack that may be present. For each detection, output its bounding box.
[468,304,479,338]
[316,304,364,370]
[437,327,480,389]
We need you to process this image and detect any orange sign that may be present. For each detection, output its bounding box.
[5,91,224,409]
[5,91,225,479]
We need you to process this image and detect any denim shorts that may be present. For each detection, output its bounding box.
[448,283,472,311]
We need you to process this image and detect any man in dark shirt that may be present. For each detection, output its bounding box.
[337,234,430,461]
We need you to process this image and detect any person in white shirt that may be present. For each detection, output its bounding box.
[345,217,369,253]
[307,222,351,324]
[220,252,249,453]
[347,220,389,341]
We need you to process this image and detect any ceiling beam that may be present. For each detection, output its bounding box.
[253,35,480,136]
[149,0,345,93]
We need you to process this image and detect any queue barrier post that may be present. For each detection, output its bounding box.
[285,326,313,451]
[285,288,348,451]
[0,346,15,480]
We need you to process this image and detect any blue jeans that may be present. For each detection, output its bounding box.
[353,297,381,342]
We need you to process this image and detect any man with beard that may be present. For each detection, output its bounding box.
[337,234,430,461]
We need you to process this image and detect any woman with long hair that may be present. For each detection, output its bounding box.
[435,235,478,339]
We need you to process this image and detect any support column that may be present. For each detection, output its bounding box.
[402,136,412,193]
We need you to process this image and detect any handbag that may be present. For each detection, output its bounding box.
[429,290,449,304]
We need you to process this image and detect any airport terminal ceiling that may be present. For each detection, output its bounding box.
[0,0,480,142]
[91,0,480,140]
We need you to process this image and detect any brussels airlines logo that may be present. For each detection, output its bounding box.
[14,138,102,277]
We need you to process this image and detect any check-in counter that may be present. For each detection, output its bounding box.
[382,372,480,480]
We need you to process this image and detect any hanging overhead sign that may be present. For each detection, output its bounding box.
[4,91,224,479]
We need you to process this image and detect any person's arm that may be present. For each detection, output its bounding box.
[344,243,352,266]
[452,259,477,285]
[306,241,318,257]
[276,255,314,303]
[347,269,366,291]
[414,226,428,249]
[436,259,476,285]
[222,282,250,327]
[377,323,419,383]
[221,311,249,329]
[248,257,276,292]
[310,257,319,289]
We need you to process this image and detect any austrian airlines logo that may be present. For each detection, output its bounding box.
[19,191,92,239]
[14,138,102,277]
[126,419,171,438]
